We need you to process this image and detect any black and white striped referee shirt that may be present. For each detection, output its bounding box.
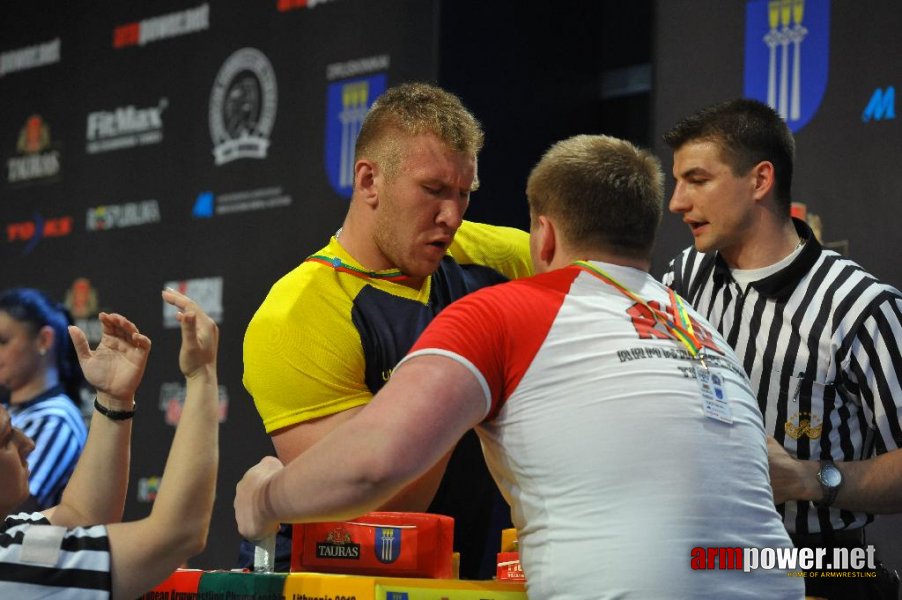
[8,386,87,509]
[663,219,902,535]
[0,512,111,598]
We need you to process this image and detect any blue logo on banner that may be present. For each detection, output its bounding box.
[862,87,895,122]
[384,594,409,600]
[374,526,402,564]
[744,0,830,132]
[193,191,214,218]
[324,74,387,199]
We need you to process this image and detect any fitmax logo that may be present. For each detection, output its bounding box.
[862,87,895,122]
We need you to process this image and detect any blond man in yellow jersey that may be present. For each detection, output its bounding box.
[242,83,532,575]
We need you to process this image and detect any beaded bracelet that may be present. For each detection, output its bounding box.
[94,396,136,421]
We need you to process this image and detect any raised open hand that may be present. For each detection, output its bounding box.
[69,312,151,402]
[162,288,218,378]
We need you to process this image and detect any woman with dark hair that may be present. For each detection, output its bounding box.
[0,287,87,509]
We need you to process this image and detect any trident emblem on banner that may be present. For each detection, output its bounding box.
[744,0,828,132]
[763,0,807,121]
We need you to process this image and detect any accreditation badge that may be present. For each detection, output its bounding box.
[697,365,733,425]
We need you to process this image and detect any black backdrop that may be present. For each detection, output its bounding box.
[1,0,440,569]
[2,0,899,573]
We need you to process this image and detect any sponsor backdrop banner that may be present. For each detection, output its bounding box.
[653,0,902,571]
[0,0,438,569]
[653,0,901,288]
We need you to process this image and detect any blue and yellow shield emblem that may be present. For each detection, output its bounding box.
[324,74,387,198]
[744,0,830,132]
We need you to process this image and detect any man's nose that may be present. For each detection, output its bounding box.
[437,198,465,230]
[669,183,689,214]
[16,429,35,460]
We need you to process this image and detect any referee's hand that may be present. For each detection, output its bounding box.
[766,436,820,505]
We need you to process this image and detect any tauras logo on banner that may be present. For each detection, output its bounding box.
[65,278,102,345]
[6,115,60,184]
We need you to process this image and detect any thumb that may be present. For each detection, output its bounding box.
[68,325,92,363]
[259,455,284,470]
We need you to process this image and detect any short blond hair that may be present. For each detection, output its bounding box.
[355,82,484,181]
[526,135,664,259]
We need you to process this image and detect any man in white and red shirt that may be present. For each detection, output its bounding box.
[235,135,803,599]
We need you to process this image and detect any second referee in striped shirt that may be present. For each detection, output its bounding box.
[662,98,902,600]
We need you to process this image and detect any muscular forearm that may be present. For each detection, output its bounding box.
[376,451,452,512]
[49,391,133,527]
[265,428,412,525]
[832,450,902,513]
[238,358,486,540]
[772,445,902,513]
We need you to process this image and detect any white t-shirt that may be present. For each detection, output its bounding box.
[405,262,802,600]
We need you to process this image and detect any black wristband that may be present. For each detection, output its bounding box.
[94,397,136,421]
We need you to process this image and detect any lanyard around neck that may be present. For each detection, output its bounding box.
[572,260,705,360]
[305,254,410,283]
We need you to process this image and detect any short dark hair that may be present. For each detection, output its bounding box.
[526,135,664,260]
[663,98,795,211]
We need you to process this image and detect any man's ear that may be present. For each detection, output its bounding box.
[751,160,776,202]
[536,215,557,267]
[355,159,379,207]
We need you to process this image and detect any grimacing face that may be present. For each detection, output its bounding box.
[371,132,476,279]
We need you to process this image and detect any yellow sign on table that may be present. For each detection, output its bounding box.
[283,572,526,600]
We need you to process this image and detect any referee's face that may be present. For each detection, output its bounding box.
[0,406,35,511]
[670,140,758,262]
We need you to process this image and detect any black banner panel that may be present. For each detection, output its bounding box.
[1,0,438,568]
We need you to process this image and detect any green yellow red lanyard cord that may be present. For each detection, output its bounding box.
[305,254,410,283]
[573,260,706,364]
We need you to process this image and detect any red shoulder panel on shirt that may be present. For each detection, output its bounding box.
[410,267,580,419]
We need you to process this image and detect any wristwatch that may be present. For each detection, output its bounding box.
[815,460,842,508]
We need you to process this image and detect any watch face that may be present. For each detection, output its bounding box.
[820,464,842,487]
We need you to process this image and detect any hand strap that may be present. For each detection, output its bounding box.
[94,396,136,421]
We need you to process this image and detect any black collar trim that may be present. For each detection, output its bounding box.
[712,218,822,301]
[3,384,66,411]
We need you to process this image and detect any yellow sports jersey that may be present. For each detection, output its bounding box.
[243,220,532,433]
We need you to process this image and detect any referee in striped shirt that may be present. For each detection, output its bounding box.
[662,98,902,599]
